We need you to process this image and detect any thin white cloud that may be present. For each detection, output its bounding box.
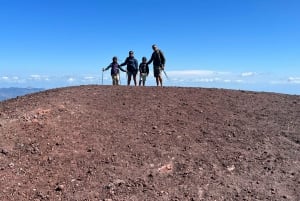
[29,74,50,81]
[83,76,98,83]
[193,77,221,82]
[241,72,256,77]
[235,79,244,83]
[84,76,95,80]
[30,75,42,80]
[169,70,216,76]
[1,76,9,80]
[288,77,300,84]
[1,70,299,94]
[1,76,21,82]
[67,77,75,82]
[167,70,235,84]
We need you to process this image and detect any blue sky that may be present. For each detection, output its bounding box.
[0,0,299,94]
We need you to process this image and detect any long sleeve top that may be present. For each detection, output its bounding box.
[120,56,138,72]
[104,62,126,75]
[139,62,149,74]
[147,50,166,67]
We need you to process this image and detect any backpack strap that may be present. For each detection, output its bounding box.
[157,50,165,66]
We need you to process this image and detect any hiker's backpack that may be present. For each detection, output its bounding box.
[152,50,165,67]
[157,50,165,66]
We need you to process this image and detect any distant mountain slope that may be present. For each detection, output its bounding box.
[0,85,299,200]
[0,87,44,101]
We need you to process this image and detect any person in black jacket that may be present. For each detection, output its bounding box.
[138,57,149,86]
[120,51,139,86]
[147,44,166,87]
[103,57,126,85]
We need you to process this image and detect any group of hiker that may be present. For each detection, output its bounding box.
[102,44,166,87]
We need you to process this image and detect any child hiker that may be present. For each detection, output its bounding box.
[103,56,127,85]
[139,57,149,86]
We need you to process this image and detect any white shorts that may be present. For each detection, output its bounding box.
[140,73,147,81]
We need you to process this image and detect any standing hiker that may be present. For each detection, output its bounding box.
[120,51,139,86]
[103,56,126,85]
[139,57,149,86]
[147,44,166,87]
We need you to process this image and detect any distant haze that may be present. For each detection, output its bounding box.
[0,87,44,101]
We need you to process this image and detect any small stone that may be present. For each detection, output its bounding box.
[0,149,8,155]
[8,162,14,168]
[55,184,64,191]
[227,165,235,171]
[114,179,125,186]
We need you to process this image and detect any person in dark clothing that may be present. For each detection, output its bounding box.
[147,44,166,87]
[138,57,149,86]
[103,56,126,85]
[120,51,139,86]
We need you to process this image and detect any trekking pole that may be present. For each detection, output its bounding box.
[162,69,169,80]
[102,68,104,85]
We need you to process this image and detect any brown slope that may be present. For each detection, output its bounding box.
[0,85,299,201]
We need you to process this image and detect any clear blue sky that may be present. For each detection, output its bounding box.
[0,0,299,94]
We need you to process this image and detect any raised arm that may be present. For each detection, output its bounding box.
[147,53,154,65]
[103,63,112,71]
[118,65,127,72]
[120,57,128,66]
